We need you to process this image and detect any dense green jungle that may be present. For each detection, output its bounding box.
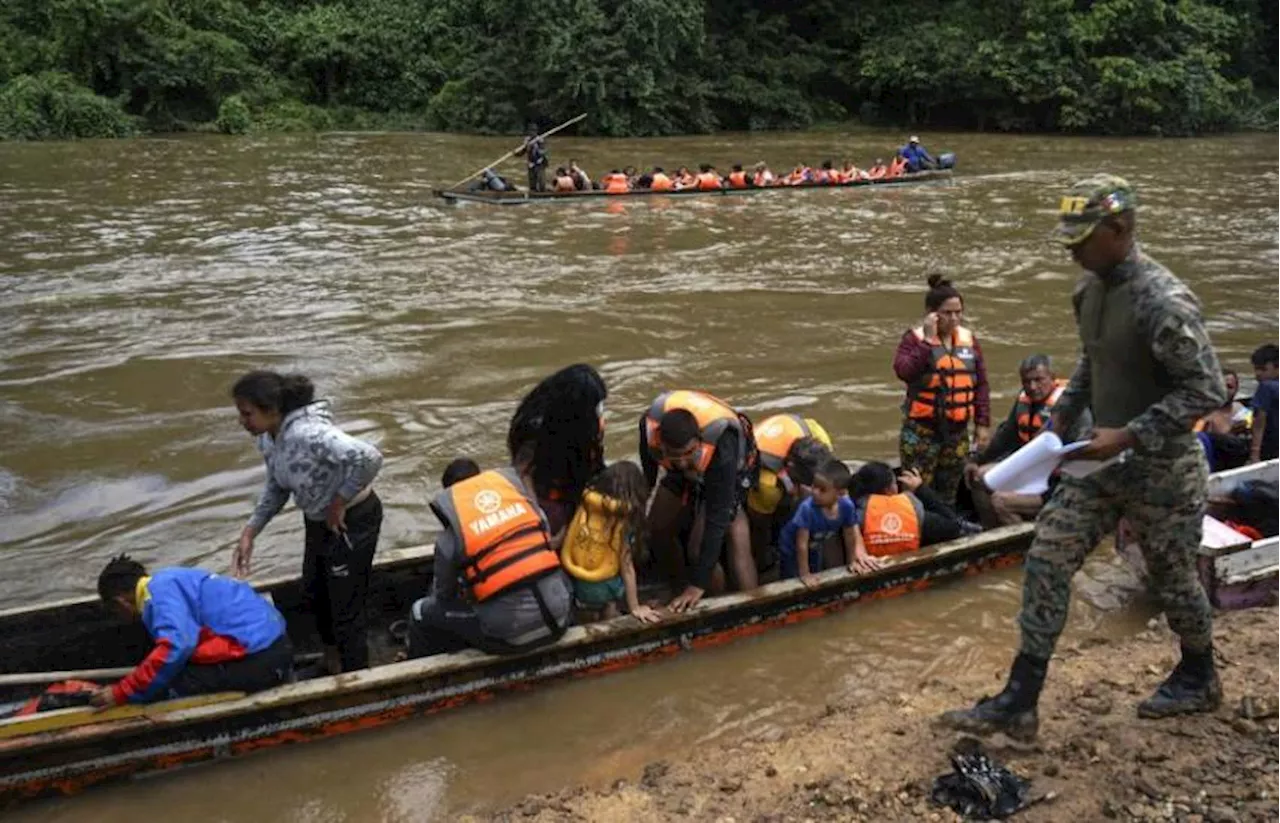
[1,0,1275,140]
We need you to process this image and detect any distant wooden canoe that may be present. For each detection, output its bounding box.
[434,168,955,205]
[0,520,1032,808]
[1116,459,1279,611]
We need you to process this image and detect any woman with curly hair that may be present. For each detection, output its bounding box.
[506,363,608,535]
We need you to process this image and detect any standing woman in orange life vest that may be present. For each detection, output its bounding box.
[894,275,991,506]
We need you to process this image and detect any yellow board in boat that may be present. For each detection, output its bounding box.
[560,490,626,582]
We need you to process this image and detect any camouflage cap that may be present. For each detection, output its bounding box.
[1054,174,1136,246]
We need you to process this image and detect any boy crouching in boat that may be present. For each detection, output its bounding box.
[91,555,293,708]
[779,459,882,589]
[560,462,661,623]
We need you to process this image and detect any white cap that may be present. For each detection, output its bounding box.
[909,135,920,143]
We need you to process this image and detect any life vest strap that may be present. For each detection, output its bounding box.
[464,542,554,585]
[459,524,548,570]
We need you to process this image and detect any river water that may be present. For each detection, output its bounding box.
[1,129,1275,820]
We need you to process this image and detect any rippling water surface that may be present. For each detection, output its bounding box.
[0,129,1275,820]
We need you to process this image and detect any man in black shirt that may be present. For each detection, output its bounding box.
[639,392,759,612]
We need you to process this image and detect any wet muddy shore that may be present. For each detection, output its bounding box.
[487,607,1279,822]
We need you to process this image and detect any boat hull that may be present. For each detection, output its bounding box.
[0,523,1030,807]
[1115,459,1279,611]
[435,169,955,205]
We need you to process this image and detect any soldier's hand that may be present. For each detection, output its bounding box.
[1066,427,1135,461]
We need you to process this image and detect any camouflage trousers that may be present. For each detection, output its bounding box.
[898,418,970,507]
[1019,447,1213,660]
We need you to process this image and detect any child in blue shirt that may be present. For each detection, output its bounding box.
[778,458,883,588]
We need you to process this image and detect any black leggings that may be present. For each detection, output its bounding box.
[916,485,964,546]
[302,492,382,671]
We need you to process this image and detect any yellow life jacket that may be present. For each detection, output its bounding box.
[559,490,628,582]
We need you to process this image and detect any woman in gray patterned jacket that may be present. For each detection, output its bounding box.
[231,371,384,674]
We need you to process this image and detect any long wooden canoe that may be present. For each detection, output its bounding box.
[1115,459,1279,611]
[0,520,1032,807]
[434,168,954,205]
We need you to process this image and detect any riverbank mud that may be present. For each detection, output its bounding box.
[488,607,1278,822]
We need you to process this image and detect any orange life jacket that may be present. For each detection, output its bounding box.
[887,157,908,178]
[827,170,845,184]
[753,171,774,187]
[867,166,887,180]
[644,390,754,478]
[1014,380,1066,444]
[906,326,978,426]
[696,172,722,190]
[553,175,576,192]
[755,414,817,474]
[603,173,629,194]
[861,493,921,556]
[431,468,560,602]
[651,173,674,192]
[727,171,748,188]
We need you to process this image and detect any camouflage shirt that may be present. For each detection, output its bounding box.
[1055,244,1226,455]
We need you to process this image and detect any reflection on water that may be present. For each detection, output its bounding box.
[0,129,1275,819]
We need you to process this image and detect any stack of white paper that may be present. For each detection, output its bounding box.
[983,432,1091,495]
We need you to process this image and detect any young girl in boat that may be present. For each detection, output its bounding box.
[560,461,661,623]
[231,370,383,675]
[848,461,980,558]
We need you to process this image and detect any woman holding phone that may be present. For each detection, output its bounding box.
[893,275,991,506]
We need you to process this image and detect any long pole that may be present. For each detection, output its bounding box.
[446,113,587,191]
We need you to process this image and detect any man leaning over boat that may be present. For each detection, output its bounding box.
[91,555,293,707]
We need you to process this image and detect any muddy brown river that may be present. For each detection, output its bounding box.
[1,129,1276,820]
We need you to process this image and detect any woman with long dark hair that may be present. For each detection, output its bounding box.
[231,370,383,674]
[893,275,991,505]
[506,363,608,534]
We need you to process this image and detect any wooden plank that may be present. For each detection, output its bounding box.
[1206,459,1279,500]
[0,693,243,740]
[1216,537,1280,583]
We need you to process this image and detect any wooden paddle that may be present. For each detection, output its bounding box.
[445,113,587,191]
[0,651,323,689]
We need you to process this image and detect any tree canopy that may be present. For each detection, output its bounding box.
[0,0,1273,140]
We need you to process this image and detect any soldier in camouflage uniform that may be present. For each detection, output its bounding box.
[940,175,1227,741]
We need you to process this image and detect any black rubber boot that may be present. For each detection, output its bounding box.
[938,653,1047,742]
[1138,646,1222,719]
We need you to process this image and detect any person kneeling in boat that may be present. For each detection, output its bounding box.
[965,354,1091,528]
[407,463,572,658]
[780,459,882,589]
[640,391,760,612]
[561,462,661,624]
[91,555,292,708]
[747,414,833,568]
[849,462,980,560]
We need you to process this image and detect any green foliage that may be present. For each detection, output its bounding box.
[215,93,251,134]
[0,0,1273,139]
[0,72,135,140]
[256,98,333,133]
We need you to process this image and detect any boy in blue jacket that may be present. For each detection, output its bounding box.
[91,555,293,707]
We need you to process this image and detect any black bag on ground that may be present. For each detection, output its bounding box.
[930,743,1031,820]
